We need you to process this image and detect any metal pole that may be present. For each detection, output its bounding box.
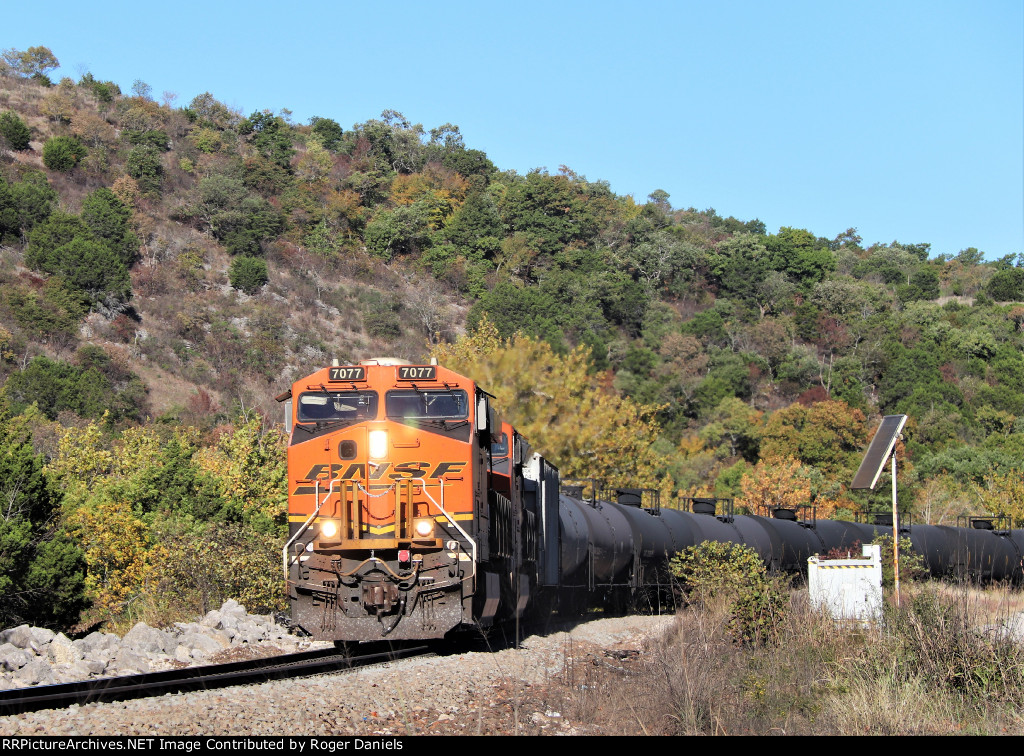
[891,452,900,607]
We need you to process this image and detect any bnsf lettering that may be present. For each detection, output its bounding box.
[305,463,344,480]
[291,461,467,494]
[389,461,430,479]
[397,366,436,381]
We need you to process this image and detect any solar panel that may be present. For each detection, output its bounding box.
[851,415,907,490]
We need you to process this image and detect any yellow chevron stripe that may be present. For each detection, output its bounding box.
[816,564,875,569]
[288,513,474,525]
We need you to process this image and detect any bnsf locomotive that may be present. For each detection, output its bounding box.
[278,358,552,641]
[280,359,1024,643]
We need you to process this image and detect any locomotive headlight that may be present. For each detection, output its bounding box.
[320,519,339,539]
[368,430,388,459]
[413,517,435,538]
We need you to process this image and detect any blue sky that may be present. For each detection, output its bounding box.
[5,0,1022,259]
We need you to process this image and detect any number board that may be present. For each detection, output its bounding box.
[397,365,436,381]
[328,366,366,382]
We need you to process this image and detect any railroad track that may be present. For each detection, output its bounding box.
[0,643,430,716]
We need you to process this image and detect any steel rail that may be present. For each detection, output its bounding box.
[0,643,429,716]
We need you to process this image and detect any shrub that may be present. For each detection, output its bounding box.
[987,268,1024,302]
[3,352,147,422]
[229,256,268,294]
[154,521,285,617]
[670,541,788,645]
[42,135,87,172]
[671,540,765,601]
[361,291,402,339]
[0,407,88,630]
[81,187,138,266]
[0,110,31,150]
[126,129,170,151]
[4,278,86,339]
[50,235,132,307]
[10,171,57,233]
[871,534,928,587]
[125,145,164,194]
[79,73,120,104]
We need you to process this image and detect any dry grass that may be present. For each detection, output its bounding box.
[545,584,1024,735]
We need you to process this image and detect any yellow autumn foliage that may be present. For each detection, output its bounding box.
[739,456,812,514]
[431,320,669,494]
[64,495,163,622]
[973,471,1024,525]
[192,417,288,533]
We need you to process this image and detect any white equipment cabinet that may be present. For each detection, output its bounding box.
[807,544,883,625]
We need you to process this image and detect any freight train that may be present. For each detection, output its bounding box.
[278,359,1024,643]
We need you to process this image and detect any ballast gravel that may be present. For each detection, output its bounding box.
[0,613,676,736]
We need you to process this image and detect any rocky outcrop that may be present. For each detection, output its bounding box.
[0,600,317,689]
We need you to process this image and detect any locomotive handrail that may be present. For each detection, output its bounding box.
[414,478,477,585]
[282,478,339,582]
[354,481,396,498]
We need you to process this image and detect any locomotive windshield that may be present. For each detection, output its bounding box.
[491,432,509,458]
[297,391,378,423]
[385,389,469,421]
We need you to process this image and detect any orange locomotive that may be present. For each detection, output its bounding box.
[278,359,554,641]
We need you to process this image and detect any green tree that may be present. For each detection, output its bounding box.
[4,279,86,340]
[42,135,87,172]
[441,182,503,255]
[10,171,57,233]
[125,145,164,194]
[467,280,564,346]
[708,233,773,310]
[760,400,868,480]
[240,110,295,170]
[498,169,600,256]
[364,204,429,261]
[125,129,170,151]
[24,215,132,308]
[899,267,941,303]
[51,236,132,307]
[699,397,763,462]
[4,351,146,422]
[81,187,138,266]
[986,268,1024,301]
[0,111,31,151]
[764,226,835,286]
[0,177,17,242]
[24,211,90,270]
[79,72,120,105]
[228,256,269,294]
[0,404,88,628]
[309,116,344,152]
